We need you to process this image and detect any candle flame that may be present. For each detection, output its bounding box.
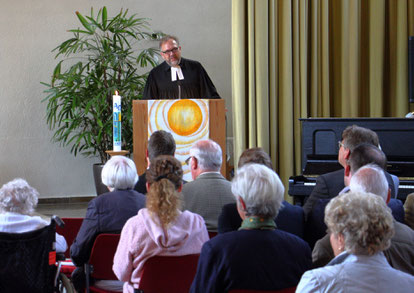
[115,90,119,96]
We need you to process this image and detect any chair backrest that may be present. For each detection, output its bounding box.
[138,254,200,293]
[208,231,218,239]
[88,233,120,280]
[0,220,56,293]
[229,287,296,293]
[56,217,84,258]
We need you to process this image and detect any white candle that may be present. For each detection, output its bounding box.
[113,91,122,151]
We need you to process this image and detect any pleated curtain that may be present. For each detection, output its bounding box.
[232,0,414,200]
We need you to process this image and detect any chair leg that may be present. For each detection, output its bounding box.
[84,264,90,293]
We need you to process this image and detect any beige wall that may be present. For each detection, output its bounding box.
[0,0,231,198]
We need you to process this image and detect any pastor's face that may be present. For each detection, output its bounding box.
[161,39,181,67]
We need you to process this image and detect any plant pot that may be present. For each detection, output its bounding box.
[93,164,108,195]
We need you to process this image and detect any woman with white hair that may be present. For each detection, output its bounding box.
[190,163,311,292]
[70,156,146,292]
[297,191,414,293]
[0,178,67,252]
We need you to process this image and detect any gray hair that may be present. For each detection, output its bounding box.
[190,139,222,171]
[231,163,284,218]
[101,156,138,190]
[349,164,388,202]
[159,35,179,48]
[0,178,39,215]
[325,191,394,255]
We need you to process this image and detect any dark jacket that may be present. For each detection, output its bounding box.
[303,169,396,218]
[218,201,305,239]
[190,229,311,292]
[70,189,145,266]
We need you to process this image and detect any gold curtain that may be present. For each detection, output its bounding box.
[232,0,414,200]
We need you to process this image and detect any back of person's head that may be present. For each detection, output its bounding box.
[148,130,176,162]
[342,125,379,151]
[231,163,284,218]
[238,147,273,170]
[0,178,38,215]
[101,156,138,190]
[348,143,387,173]
[349,164,389,202]
[146,155,183,227]
[190,139,222,171]
[159,35,179,48]
[325,191,394,255]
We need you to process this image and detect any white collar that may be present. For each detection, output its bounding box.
[171,66,184,81]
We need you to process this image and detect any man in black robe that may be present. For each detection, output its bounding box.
[143,35,220,100]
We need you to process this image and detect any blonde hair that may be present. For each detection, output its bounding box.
[146,155,183,228]
[325,191,394,255]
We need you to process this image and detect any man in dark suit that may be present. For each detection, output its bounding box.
[218,148,305,239]
[303,125,395,219]
[182,139,235,232]
[133,130,176,194]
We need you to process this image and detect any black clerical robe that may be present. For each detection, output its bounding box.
[143,58,220,100]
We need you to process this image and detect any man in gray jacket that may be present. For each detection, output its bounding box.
[182,139,235,232]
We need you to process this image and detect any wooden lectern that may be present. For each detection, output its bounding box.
[132,99,226,177]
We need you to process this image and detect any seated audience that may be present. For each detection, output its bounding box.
[134,130,176,194]
[404,193,414,230]
[113,155,209,293]
[0,178,67,253]
[303,125,396,219]
[190,164,311,292]
[218,147,305,238]
[306,143,398,248]
[297,191,414,292]
[70,156,146,292]
[182,139,235,231]
[312,166,414,275]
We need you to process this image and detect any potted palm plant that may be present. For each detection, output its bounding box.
[42,7,162,194]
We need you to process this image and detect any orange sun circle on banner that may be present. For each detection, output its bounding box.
[167,100,203,136]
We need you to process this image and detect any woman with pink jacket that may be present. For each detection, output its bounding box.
[113,155,209,293]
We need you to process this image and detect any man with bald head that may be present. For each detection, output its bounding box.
[182,139,235,232]
[312,164,414,275]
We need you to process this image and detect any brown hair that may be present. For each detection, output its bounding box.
[342,125,379,151]
[238,147,273,170]
[148,130,176,162]
[146,155,183,227]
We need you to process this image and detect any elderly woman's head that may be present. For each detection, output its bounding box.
[231,163,284,219]
[325,191,394,256]
[0,178,39,215]
[101,156,138,191]
[146,155,183,227]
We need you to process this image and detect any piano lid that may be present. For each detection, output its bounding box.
[300,118,414,177]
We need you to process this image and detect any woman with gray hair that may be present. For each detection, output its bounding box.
[0,178,67,252]
[70,156,146,292]
[297,191,414,293]
[190,163,311,292]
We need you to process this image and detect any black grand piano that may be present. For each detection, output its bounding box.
[289,118,414,204]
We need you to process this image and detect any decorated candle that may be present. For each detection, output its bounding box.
[113,91,122,151]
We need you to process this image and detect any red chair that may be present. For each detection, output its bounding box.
[85,233,121,293]
[56,217,84,258]
[137,254,200,293]
[208,231,218,238]
[55,217,84,277]
[229,288,296,293]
